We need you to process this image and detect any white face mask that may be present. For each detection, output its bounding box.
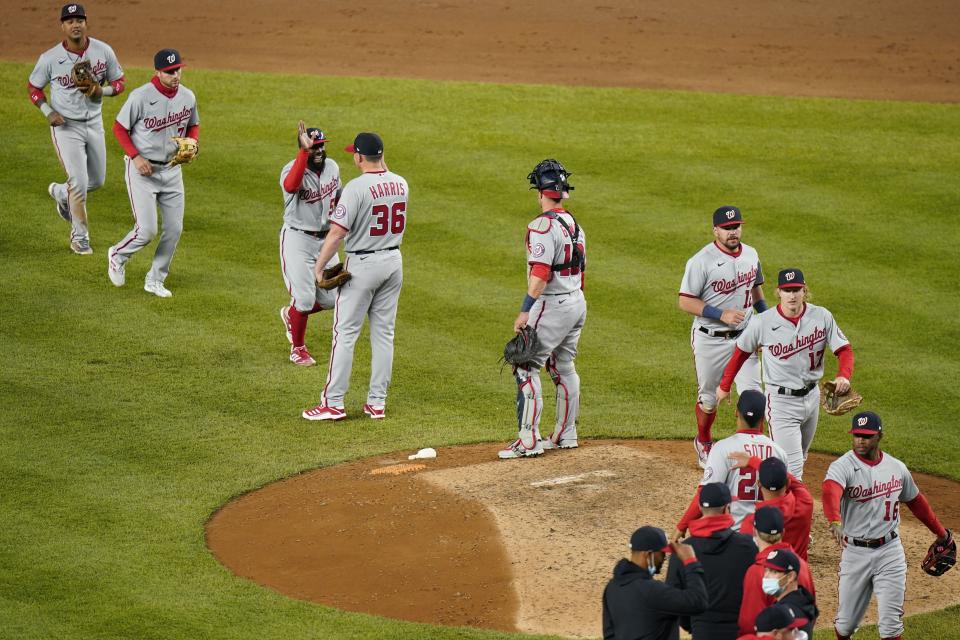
[762,576,783,596]
[794,631,809,640]
[647,556,657,576]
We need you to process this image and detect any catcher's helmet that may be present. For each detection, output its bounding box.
[528,159,574,199]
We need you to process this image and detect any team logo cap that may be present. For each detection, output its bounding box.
[763,548,800,573]
[713,205,743,228]
[345,132,383,156]
[305,128,328,147]
[699,482,732,508]
[60,4,86,21]
[777,268,805,290]
[154,48,185,72]
[629,526,672,553]
[849,411,882,436]
[754,505,785,535]
[737,390,765,428]
[755,603,809,633]
[758,457,788,491]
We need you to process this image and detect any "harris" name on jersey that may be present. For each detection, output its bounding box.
[368,181,405,200]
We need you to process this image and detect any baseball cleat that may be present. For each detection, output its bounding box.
[144,280,173,298]
[280,306,294,344]
[107,247,125,287]
[289,345,316,366]
[498,438,544,459]
[48,183,70,222]
[542,437,578,450]
[694,437,713,469]
[362,404,385,419]
[302,404,346,421]
[70,237,93,255]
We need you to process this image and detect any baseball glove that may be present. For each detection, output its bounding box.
[502,326,540,369]
[922,530,956,576]
[71,60,99,97]
[317,263,352,290]
[821,381,863,416]
[168,137,199,167]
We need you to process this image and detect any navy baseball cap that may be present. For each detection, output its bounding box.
[737,390,765,428]
[850,411,883,436]
[759,457,788,491]
[60,3,86,20]
[754,505,785,535]
[154,49,185,72]
[306,128,328,147]
[777,268,805,290]
[345,132,383,155]
[699,482,732,508]
[629,526,672,553]
[755,603,808,632]
[763,548,800,573]
[713,206,743,228]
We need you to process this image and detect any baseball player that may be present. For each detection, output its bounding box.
[679,206,766,467]
[675,390,787,538]
[717,268,854,479]
[278,121,342,366]
[499,159,586,459]
[301,132,407,421]
[107,49,199,298]
[29,3,125,255]
[823,411,950,640]
[735,456,813,560]
[737,603,810,640]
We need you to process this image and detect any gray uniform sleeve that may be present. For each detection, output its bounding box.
[755,260,765,286]
[736,314,763,352]
[331,183,361,231]
[105,44,123,81]
[825,457,852,487]
[825,310,851,353]
[115,92,139,130]
[679,255,706,297]
[526,217,558,266]
[899,463,920,502]
[29,55,50,90]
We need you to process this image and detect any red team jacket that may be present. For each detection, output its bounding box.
[737,542,816,636]
[737,456,814,560]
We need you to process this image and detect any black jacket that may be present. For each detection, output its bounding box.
[665,515,758,640]
[780,586,818,638]
[602,558,708,640]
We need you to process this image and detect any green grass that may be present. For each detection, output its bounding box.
[1,60,959,639]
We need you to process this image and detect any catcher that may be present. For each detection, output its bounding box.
[822,411,953,640]
[499,159,587,460]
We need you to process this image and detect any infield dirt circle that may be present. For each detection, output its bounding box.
[6,0,956,634]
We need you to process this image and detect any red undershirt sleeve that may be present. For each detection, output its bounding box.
[28,83,46,107]
[282,149,309,193]
[529,263,551,281]
[112,121,140,158]
[835,344,854,380]
[821,479,844,523]
[677,486,703,532]
[186,124,200,141]
[719,348,752,392]
[905,493,947,538]
[110,76,126,95]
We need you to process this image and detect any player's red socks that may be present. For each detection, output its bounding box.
[288,306,309,347]
[695,403,716,443]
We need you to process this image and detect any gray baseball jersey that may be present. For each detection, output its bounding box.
[280,159,341,232]
[329,170,408,251]
[736,304,849,388]
[115,82,199,163]
[701,431,788,527]
[825,451,919,540]
[679,241,763,331]
[526,210,586,295]
[29,38,123,121]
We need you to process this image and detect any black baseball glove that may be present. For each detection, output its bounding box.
[922,529,956,576]
[502,326,540,369]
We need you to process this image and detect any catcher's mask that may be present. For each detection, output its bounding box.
[528,159,574,199]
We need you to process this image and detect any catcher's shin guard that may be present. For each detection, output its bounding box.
[515,367,543,448]
[547,356,579,441]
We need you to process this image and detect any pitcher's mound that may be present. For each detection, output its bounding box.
[206,440,960,637]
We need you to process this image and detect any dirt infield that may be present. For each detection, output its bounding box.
[207,440,960,636]
[2,0,958,102]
